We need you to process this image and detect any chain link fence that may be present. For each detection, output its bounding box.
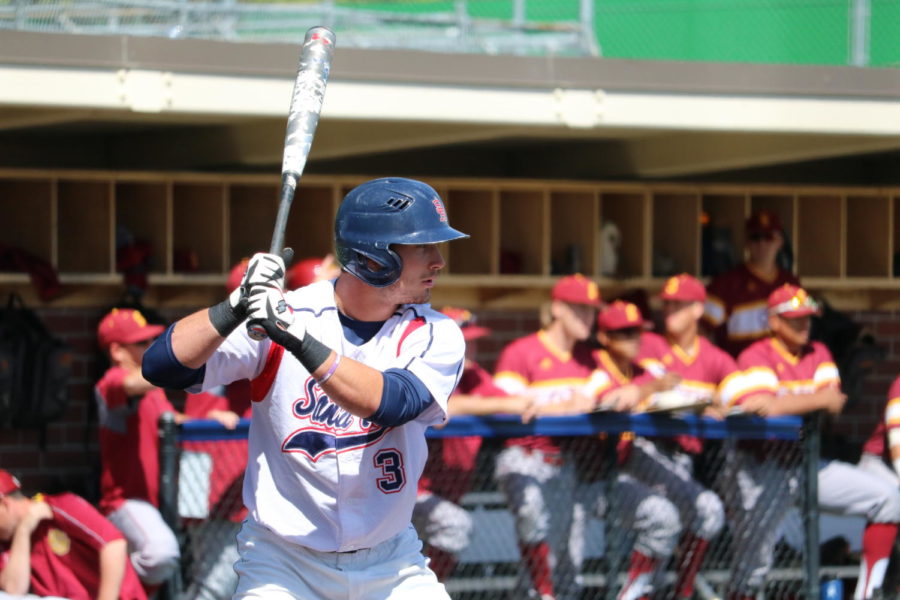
[1,0,897,65]
[0,0,598,56]
[160,411,838,600]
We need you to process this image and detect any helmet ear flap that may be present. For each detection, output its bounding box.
[340,245,403,287]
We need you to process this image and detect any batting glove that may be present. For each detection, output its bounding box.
[246,285,299,343]
[243,252,288,292]
[208,284,249,338]
[246,285,332,374]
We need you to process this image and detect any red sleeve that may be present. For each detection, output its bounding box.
[637,332,668,362]
[46,493,123,551]
[460,363,509,397]
[184,391,228,419]
[712,344,740,381]
[95,367,129,410]
[494,338,527,376]
[889,376,900,402]
[737,342,766,370]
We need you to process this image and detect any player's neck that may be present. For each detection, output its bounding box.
[666,327,697,354]
[333,275,397,322]
[775,335,803,356]
[544,321,577,354]
[746,259,778,281]
[607,351,633,379]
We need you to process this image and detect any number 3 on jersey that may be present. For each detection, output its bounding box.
[374,449,405,493]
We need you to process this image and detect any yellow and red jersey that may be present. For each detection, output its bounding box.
[636,332,753,453]
[873,375,900,458]
[704,264,801,357]
[639,332,753,408]
[494,331,598,456]
[737,337,840,401]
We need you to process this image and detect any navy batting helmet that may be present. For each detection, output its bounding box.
[334,178,469,287]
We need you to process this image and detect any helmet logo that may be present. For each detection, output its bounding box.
[431,198,448,223]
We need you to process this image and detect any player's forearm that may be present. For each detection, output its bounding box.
[171,309,228,369]
[768,391,831,416]
[121,370,157,397]
[317,353,384,418]
[96,539,127,600]
[0,526,34,594]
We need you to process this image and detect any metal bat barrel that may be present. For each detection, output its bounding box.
[270,26,336,255]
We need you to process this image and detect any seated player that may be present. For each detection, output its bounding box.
[0,468,146,600]
[732,284,900,600]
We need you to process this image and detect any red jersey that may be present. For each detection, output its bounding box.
[0,493,146,600]
[738,338,840,400]
[869,375,900,457]
[638,332,752,453]
[704,264,801,357]
[418,362,506,503]
[590,349,655,402]
[183,391,249,522]
[95,367,176,514]
[494,331,599,456]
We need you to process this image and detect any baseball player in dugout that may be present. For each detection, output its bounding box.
[629,274,757,600]
[492,274,607,600]
[734,284,900,600]
[95,308,239,596]
[0,469,146,600]
[413,307,534,583]
[142,177,470,599]
[859,373,900,493]
[591,301,682,600]
[704,209,801,357]
[94,308,182,595]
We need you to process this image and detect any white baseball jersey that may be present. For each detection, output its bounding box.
[199,280,465,552]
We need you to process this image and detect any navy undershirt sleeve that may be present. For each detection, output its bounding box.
[368,367,435,427]
[142,324,206,390]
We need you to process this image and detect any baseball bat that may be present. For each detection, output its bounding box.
[271,26,336,256]
[248,26,335,341]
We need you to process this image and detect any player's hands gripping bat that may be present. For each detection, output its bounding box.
[247,26,335,341]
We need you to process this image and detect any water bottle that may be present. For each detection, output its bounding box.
[821,578,843,600]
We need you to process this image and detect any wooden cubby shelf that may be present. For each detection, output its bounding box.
[1,169,899,309]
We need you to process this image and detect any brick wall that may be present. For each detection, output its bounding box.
[1,305,896,499]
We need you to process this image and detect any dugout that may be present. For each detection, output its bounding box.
[0,27,898,535]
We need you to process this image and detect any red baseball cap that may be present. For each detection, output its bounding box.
[0,469,21,496]
[746,209,782,234]
[97,308,165,350]
[441,306,492,341]
[551,274,602,307]
[768,284,819,318]
[287,257,326,289]
[226,258,250,294]
[659,274,706,303]
[597,300,651,331]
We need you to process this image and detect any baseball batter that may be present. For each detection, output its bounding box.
[629,274,754,600]
[143,178,469,599]
[732,284,900,600]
